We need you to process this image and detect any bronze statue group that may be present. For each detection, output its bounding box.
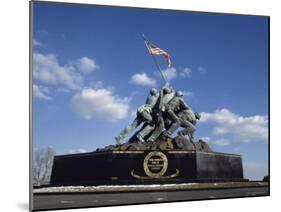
[115,83,201,144]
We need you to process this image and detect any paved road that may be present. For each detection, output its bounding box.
[33,187,268,211]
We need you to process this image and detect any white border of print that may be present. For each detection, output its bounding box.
[0,0,279,212]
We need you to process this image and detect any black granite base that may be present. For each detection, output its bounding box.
[50,150,245,186]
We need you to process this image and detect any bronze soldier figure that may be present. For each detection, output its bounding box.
[115,88,159,143]
[162,91,190,137]
[135,83,173,142]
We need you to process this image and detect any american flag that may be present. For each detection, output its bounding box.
[146,42,172,68]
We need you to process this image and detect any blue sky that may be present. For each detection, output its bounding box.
[32,2,269,180]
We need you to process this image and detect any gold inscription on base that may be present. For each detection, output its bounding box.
[143,151,168,178]
[131,151,179,179]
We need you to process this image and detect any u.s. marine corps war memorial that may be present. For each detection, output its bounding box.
[49,35,247,186]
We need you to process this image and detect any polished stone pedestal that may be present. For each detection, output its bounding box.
[50,150,245,186]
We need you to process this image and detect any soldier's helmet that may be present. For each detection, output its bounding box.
[163,87,172,94]
[175,91,184,97]
[150,88,158,95]
[195,112,201,120]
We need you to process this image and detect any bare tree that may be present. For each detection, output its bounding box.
[33,147,56,186]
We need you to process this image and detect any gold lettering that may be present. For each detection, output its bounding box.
[147,164,164,167]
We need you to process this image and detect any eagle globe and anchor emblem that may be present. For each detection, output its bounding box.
[131,151,179,179]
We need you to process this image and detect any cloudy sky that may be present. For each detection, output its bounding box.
[32,2,269,180]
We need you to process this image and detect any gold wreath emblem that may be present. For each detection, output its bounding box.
[143,151,168,178]
[130,151,180,179]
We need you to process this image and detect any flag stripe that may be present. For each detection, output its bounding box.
[147,42,172,68]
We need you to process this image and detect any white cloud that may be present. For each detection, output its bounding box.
[72,88,130,121]
[130,109,137,117]
[213,139,230,146]
[243,161,268,181]
[33,84,52,100]
[76,56,99,73]
[89,81,104,89]
[56,87,70,93]
[156,67,193,81]
[130,73,157,87]
[180,67,192,78]
[67,148,89,154]
[33,52,83,90]
[200,108,268,143]
[33,39,41,46]
[198,66,207,74]
[182,91,193,99]
[162,67,177,81]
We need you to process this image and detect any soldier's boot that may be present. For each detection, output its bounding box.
[162,130,172,140]
[115,124,135,144]
[164,121,180,137]
[147,128,164,142]
[136,134,145,143]
[137,124,155,143]
[147,118,165,143]
[147,136,156,143]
